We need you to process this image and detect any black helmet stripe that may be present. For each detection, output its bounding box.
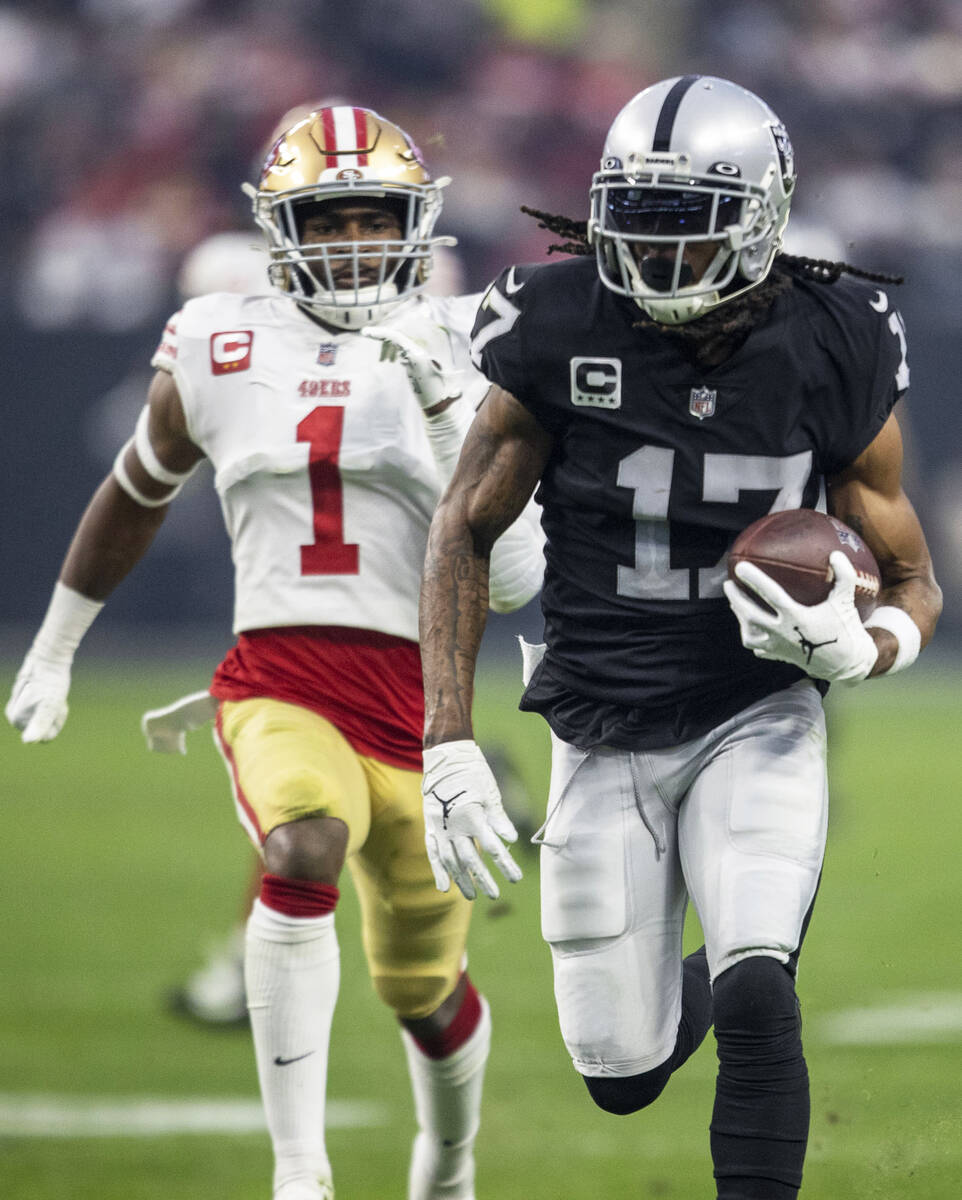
[652,74,701,151]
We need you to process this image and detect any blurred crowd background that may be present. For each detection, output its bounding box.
[2,0,960,656]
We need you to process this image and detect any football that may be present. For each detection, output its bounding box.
[728,509,881,620]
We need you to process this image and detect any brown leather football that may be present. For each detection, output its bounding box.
[728,509,881,620]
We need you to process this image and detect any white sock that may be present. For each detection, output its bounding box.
[245,898,339,1195]
[401,996,491,1200]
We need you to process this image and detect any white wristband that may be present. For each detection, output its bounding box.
[32,581,104,664]
[863,605,922,674]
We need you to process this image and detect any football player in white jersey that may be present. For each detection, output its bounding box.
[6,107,543,1200]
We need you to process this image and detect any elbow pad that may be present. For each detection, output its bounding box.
[423,401,473,486]
[488,503,545,613]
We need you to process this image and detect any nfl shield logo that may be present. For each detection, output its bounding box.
[689,386,717,420]
[835,525,863,552]
[317,342,338,366]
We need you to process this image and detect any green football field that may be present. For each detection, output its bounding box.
[2,656,961,1199]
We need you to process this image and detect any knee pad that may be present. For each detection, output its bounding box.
[373,968,453,1020]
[713,955,799,1038]
[713,956,804,1087]
[583,1059,672,1115]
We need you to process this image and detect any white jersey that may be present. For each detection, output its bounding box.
[152,291,488,640]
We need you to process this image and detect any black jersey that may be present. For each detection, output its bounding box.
[471,256,907,750]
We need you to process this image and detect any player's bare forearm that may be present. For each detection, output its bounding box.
[420,386,551,747]
[832,488,941,672]
[420,496,491,746]
[60,476,169,600]
[828,413,942,672]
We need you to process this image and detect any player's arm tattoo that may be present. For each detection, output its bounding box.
[420,494,492,745]
[420,387,550,746]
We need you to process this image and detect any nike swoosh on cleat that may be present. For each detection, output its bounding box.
[273,1051,316,1066]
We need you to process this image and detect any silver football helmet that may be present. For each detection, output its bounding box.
[588,76,796,324]
[243,106,453,329]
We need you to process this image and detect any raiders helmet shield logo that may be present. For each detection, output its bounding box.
[771,122,795,189]
[689,386,717,420]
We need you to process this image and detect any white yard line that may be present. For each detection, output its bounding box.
[0,1095,386,1137]
[816,991,962,1045]
[4,992,962,1140]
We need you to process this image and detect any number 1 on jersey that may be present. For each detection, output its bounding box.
[297,406,360,575]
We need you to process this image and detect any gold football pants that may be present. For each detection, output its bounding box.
[215,697,471,1018]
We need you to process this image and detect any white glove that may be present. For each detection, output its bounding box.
[361,324,461,411]
[5,582,104,743]
[141,690,219,754]
[5,650,72,743]
[723,551,879,685]
[421,739,523,901]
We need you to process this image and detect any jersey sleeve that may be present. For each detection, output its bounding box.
[148,303,208,446]
[150,310,183,374]
[470,264,566,432]
[818,282,908,476]
[150,292,265,455]
[470,268,526,391]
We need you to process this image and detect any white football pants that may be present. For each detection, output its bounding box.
[536,679,827,1078]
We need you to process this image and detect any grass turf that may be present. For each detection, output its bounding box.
[1,659,960,1198]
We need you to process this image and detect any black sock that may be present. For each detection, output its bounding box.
[668,944,713,1071]
[710,957,809,1199]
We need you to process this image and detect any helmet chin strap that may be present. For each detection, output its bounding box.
[622,241,732,325]
[300,282,404,330]
[638,291,719,325]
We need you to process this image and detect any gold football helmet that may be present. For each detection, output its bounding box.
[243,106,453,328]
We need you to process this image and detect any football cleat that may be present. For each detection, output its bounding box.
[166,926,248,1028]
[273,1180,334,1200]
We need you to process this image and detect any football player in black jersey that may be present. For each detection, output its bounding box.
[416,76,942,1199]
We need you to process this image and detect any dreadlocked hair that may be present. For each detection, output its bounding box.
[775,253,904,286]
[519,206,905,285]
[520,206,591,256]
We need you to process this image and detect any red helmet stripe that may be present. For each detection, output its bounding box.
[353,107,370,166]
[321,107,339,167]
[319,107,371,170]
